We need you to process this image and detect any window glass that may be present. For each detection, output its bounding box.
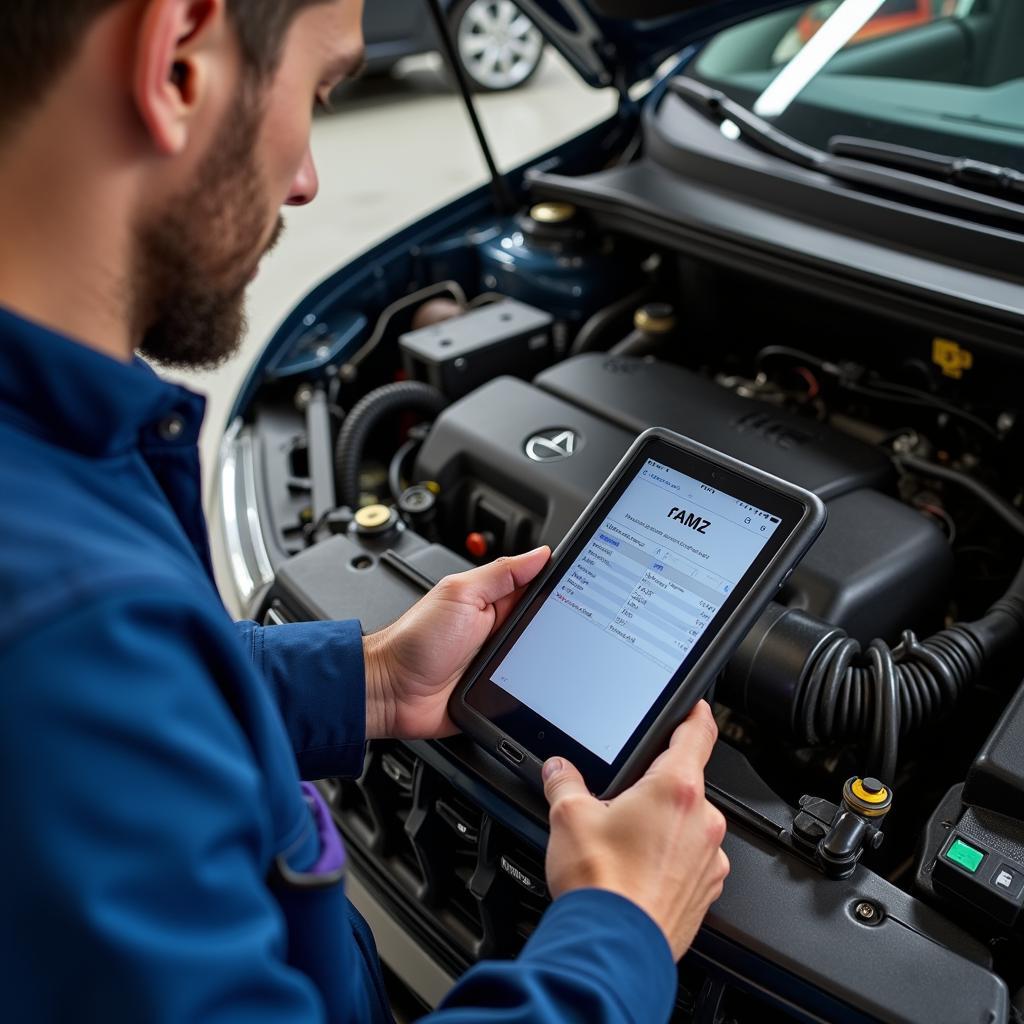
[693,0,1023,172]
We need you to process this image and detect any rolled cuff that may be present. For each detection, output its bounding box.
[239,618,367,780]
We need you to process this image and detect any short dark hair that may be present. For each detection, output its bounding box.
[0,0,329,136]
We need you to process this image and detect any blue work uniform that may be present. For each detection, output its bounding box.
[0,306,677,1023]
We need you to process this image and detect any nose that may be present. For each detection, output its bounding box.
[286,145,319,206]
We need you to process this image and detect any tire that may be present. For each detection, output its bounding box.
[447,0,547,92]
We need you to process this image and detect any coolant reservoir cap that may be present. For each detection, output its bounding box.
[853,777,888,802]
[529,202,576,225]
[354,504,398,536]
[845,776,892,817]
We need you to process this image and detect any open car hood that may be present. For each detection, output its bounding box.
[514,0,798,88]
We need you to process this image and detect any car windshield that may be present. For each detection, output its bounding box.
[692,0,1024,174]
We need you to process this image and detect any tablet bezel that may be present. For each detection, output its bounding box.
[449,427,825,797]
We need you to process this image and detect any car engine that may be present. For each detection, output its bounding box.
[234,197,1024,1021]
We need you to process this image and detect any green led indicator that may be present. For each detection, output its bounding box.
[946,838,985,873]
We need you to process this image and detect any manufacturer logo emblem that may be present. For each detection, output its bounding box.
[525,429,578,462]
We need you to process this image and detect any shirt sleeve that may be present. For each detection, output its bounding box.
[236,619,367,780]
[1,588,326,1024]
[428,889,678,1024]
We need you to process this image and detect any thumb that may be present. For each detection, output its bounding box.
[542,756,590,808]
[463,547,550,606]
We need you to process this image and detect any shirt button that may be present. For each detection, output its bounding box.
[158,414,185,441]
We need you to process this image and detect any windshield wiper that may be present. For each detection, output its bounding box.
[669,76,826,171]
[667,76,1024,228]
[828,136,1024,203]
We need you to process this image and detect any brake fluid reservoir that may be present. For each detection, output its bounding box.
[477,202,635,325]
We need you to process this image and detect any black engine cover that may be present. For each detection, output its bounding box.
[415,357,950,641]
[536,354,891,499]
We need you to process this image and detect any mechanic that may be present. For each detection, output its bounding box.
[0,2,729,1021]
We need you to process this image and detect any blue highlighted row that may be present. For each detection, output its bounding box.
[598,533,620,547]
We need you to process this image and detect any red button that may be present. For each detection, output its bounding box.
[466,532,489,559]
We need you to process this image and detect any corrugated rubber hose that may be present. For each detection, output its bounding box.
[334,381,448,509]
[723,562,1024,781]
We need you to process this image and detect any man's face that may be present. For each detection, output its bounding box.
[139,0,365,370]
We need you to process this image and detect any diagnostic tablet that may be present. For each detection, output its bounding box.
[449,427,826,798]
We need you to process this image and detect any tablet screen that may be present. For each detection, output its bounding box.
[487,457,782,763]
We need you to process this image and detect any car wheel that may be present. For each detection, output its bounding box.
[449,0,547,92]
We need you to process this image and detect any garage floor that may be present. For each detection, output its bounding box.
[165,52,612,502]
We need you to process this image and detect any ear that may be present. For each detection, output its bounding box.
[132,0,227,156]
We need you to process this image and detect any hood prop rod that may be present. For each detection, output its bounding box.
[424,0,515,215]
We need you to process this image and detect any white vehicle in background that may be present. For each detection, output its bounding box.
[364,0,546,91]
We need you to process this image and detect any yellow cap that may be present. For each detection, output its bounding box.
[851,778,889,804]
[354,504,392,530]
[530,202,576,224]
[634,306,677,335]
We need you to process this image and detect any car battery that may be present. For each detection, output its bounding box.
[920,683,1024,931]
[399,298,553,400]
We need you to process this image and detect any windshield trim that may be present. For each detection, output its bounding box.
[669,75,1024,229]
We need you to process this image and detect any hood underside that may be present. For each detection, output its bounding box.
[512,0,799,88]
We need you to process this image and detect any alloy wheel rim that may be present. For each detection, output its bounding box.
[457,0,544,90]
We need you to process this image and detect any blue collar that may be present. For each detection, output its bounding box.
[0,305,206,458]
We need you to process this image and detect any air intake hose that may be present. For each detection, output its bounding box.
[721,561,1024,781]
[334,381,448,509]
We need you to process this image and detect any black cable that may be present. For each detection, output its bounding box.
[334,381,448,509]
[345,280,467,372]
[848,381,1000,440]
[793,620,989,778]
[756,345,1001,439]
[756,344,830,371]
[388,437,422,505]
[570,286,653,356]
[896,453,1024,541]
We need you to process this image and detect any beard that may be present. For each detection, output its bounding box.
[136,86,285,371]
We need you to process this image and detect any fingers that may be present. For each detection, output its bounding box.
[542,756,590,808]
[646,700,718,781]
[451,547,550,608]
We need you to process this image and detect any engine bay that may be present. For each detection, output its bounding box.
[238,194,1024,1019]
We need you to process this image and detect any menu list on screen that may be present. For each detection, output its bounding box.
[490,459,781,762]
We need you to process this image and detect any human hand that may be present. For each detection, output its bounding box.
[542,700,729,961]
[362,547,550,740]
